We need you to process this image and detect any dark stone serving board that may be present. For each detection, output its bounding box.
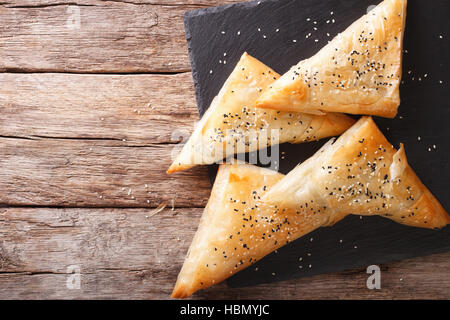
[183,0,450,288]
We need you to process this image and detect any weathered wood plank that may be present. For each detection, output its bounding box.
[2,0,242,6]
[0,72,198,143]
[0,0,240,73]
[0,207,449,299]
[0,138,210,207]
[0,72,210,207]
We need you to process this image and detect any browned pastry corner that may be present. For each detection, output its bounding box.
[256,0,407,118]
[171,163,348,298]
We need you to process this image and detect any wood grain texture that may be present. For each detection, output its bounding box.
[0,72,210,207]
[0,0,240,73]
[0,207,449,300]
[2,0,242,6]
[0,138,210,207]
[0,72,198,142]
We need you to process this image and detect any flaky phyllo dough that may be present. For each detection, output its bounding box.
[256,0,407,118]
[171,163,349,298]
[167,53,355,174]
[264,117,449,229]
[172,118,449,298]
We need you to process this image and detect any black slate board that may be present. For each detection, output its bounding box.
[183,0,450,288]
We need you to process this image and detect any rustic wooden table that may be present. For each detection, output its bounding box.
[0,0,449,300]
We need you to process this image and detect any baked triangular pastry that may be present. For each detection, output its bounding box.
[171,163,347,298]
[263,117,450,229]
[256,0,407,118]
[167,53,355,174]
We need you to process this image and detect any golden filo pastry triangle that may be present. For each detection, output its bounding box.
[256,0,407,118]
[167,53,355,174]
[263,117,450,229]
[171,162,348,298]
